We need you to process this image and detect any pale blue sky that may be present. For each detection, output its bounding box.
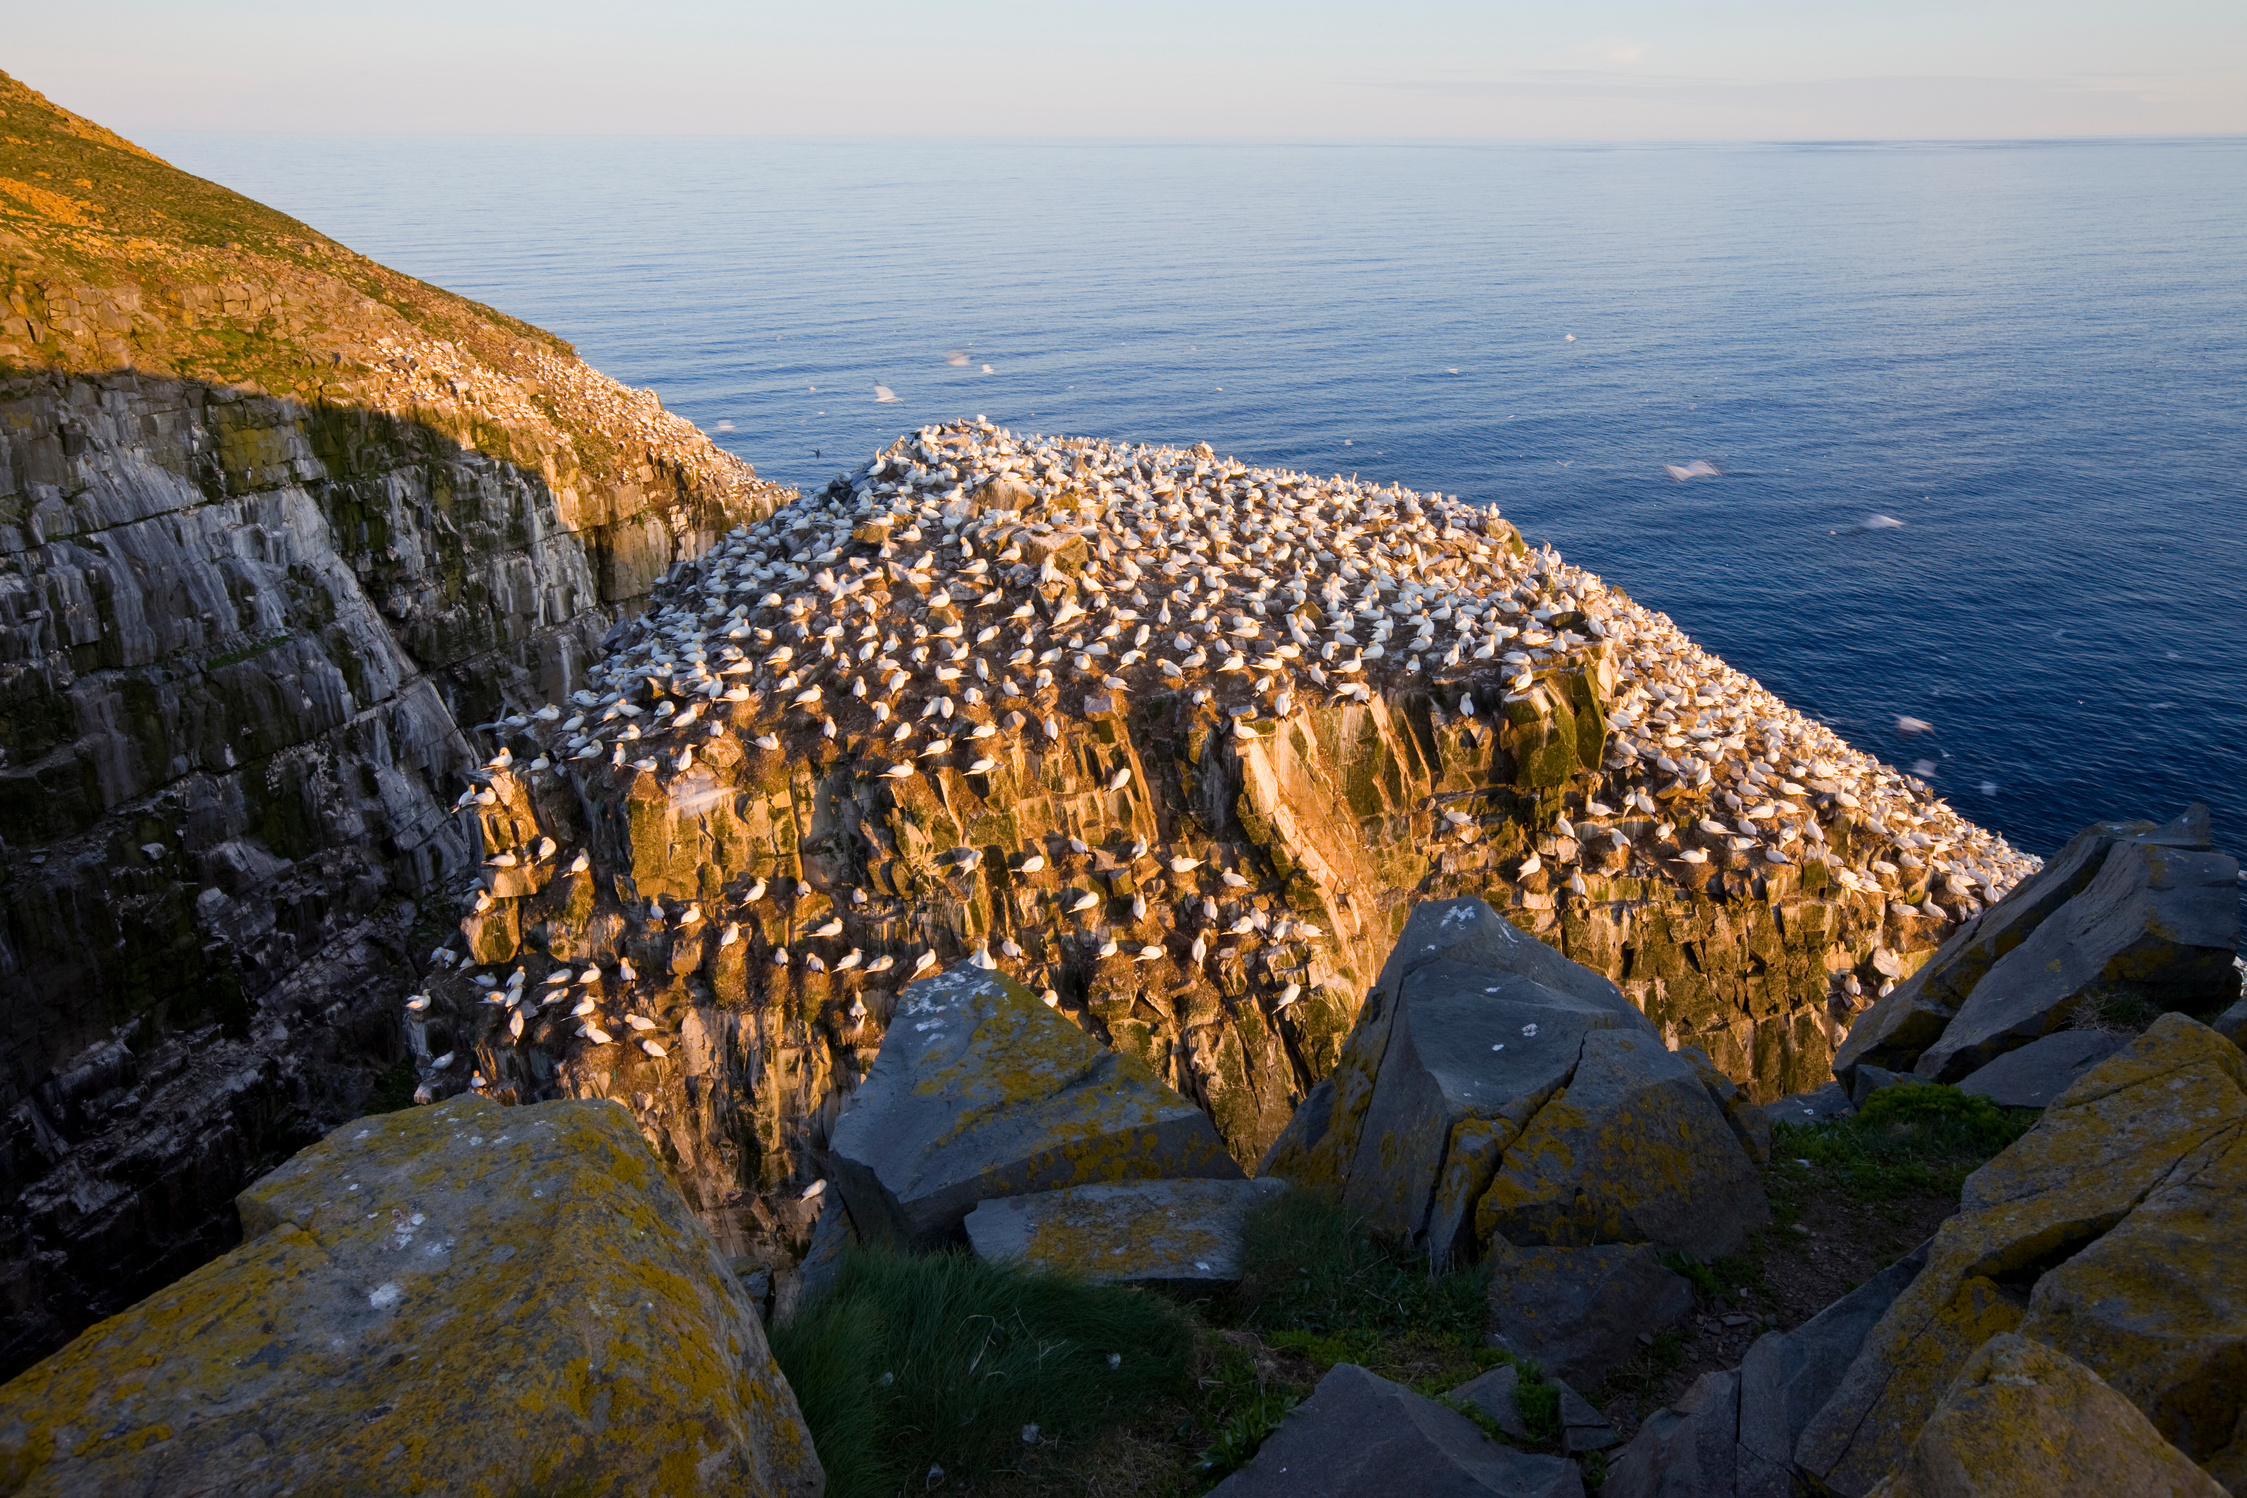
[14,0,2244,139]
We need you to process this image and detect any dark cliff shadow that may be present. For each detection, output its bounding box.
[0,364,722,1379]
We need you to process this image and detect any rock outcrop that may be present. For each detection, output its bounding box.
[402,413,2037,1291]
[825,964,1240,1247]
[1797,1014,2247,1494]
[0,72,786,1373]
[1835,806,2239,1089]
[1866,1333,2225,1498]
[1262,898,1766,1279]
[1209,1362,1583,1498]
[0,1093,824,1497]
[963,1177,1288,1283]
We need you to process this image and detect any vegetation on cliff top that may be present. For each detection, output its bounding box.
[0,67,775,512]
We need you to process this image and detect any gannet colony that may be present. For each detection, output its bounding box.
[426,416,2038,1162]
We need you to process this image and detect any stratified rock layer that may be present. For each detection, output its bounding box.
[407,418,2017,1273]
[0,70,786,1374]
[0,1094,824,1498]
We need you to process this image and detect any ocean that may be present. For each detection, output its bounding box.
[149,133,2247,867]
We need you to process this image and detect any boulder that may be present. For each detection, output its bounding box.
[1446,1364,1615,1454]
[1270,897,1649,1212]
[1834,806,2214,1083]
[1914,841,2240,1082]
[1601,1370,1741,1498]
[0,1095,824,1498]
[1848,1064,1914,1108]
[2212,993,2247,1049]
[1794,1015,2247,1497]
[1865,1333,2224,1498]
[963,1177,1287,1283]
[1763,1080,1854,1128]
[1599,1241,1930,1498]
[1341,950,1645,1248]
[1735,1243,1929,1483]
[826,965,1241,1247]
[1476,1028,1769,1260]
[1485,1242,1696,1388]
[1954,1031,2127,1109]
[1208,1362,1584,1498]
[2013,1111,2247,1488]
[1450,1363,1535,1439]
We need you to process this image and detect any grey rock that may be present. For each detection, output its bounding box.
[1372,897,1651,1024]
[0,1094,823,1498]
[963,1177,1287,1283]
[1915,840,2241,1082]
[1209,1362,1584,1498]
[1601,1369,1740,1498]
[827,965,1241,1247]
[1555,1377,1619,1453]
[1444,1364,1613,1453]
[1450,1363,1533,1439]
[1846,1064,1912,1108]
[1762,1080,1853,1128]
[2214,993,2247,1050]
[1737,1241,1928,1476]
[794,1188,857,1309]
[1485,1242,1696,1387]
[1833,824,2116,1083]
[1342,945,1649,1245]
[1954,1030,2129,1108]
[1478,1029,1769,1261]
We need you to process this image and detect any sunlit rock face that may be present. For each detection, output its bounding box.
[422,417,2035,1266]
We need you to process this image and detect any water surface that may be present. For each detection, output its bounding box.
[151,133,2247,863]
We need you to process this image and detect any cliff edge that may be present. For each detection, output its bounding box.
[0,70,788,1377]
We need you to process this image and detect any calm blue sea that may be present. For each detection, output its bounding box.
[151,134,2247,867]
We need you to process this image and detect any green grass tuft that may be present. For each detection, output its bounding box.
[1775,1081,2037,1205]
[1227,1188,1488,1345]
[767,1246,1194,1497]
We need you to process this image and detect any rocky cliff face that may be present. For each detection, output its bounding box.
[0,71,787,1375]
[408,418,2035,1287]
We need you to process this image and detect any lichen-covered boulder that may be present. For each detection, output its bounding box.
[1954,1030,2126,1109]
[827,965,1242,1247]
[0,1094,824,1498]
[1208,1362,1583,1498]
[1484,1243,1696,1388]
[963,1178,1286,1283]
[1865,1334,2224,1498]
[1913,840,2239,1081]
[1262,897,1648,1211]
[1795,1015,2247,1497]
[1475,1028,1769,1260]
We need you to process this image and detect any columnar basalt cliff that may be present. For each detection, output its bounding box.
[412,418,2036,1276]
[0,71,787,1375]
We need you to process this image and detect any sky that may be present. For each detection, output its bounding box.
[12,0,2245,140]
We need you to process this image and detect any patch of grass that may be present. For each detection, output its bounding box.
[1773,1082,2037,1206]
[767,1246,1194,1498]
[1224,1188,1488,1347]
[1192,1388,1297,1484]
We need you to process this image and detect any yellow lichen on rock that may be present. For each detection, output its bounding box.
[1867,1333,2224,1498]
[1797,1014,2247,1497]
[0,1096,824,1498]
